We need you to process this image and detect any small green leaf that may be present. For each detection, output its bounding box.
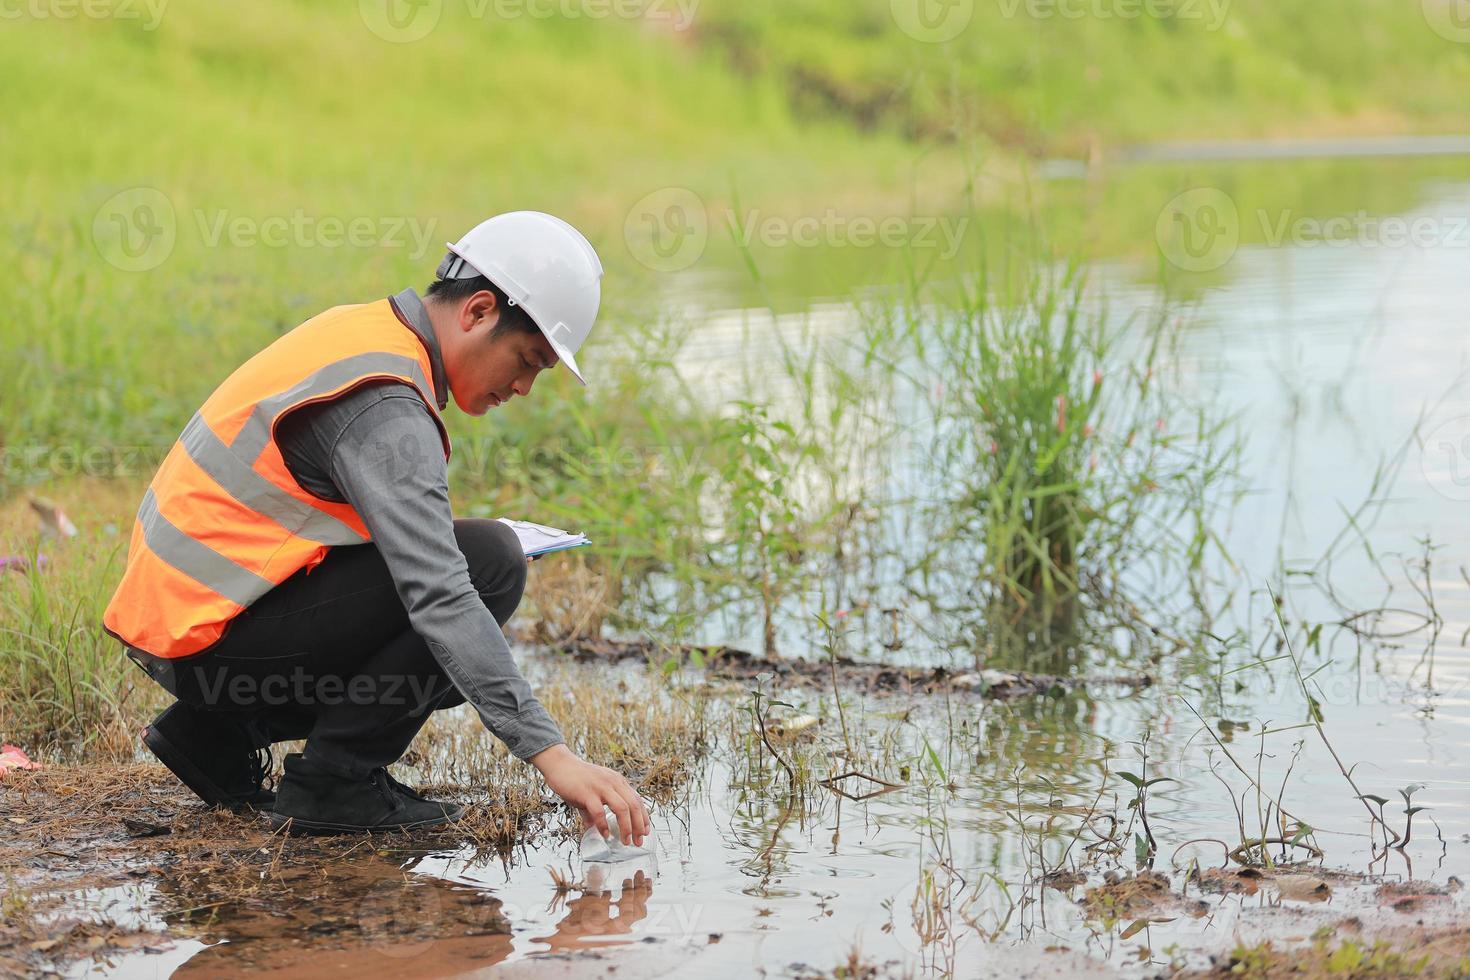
[922,735,947,781]
[1117,771,1144,789]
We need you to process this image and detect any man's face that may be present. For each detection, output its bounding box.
[445,291,559,416]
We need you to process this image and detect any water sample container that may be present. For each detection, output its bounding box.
[580,812,656,864]
[580,813,659,893]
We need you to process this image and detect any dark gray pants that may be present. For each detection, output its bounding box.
[128,518,526,773]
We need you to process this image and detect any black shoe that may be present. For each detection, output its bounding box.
[268,753,464,835]
[143,702,275,813]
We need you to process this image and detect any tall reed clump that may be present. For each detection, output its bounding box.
[902,261,1240,649]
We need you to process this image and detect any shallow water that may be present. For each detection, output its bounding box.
[65,161,1470,976]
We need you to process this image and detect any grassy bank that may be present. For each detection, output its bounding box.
[699,0,1470,153]
[4,1,1470,452]
[0,0,1446,757]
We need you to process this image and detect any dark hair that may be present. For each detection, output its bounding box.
[425,274,540,337]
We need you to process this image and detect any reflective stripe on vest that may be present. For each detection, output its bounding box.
[137,486,274,607]
[229,351,434,465]
[179,412,367,547]
[102,298,450,659]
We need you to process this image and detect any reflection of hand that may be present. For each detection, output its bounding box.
[537,871,653,951]
[529,744,649,846]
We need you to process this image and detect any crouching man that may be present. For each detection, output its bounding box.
[101,212,647,845]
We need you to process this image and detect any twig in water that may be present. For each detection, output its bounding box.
[1228,837,1323,866]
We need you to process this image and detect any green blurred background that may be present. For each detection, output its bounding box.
[3,0,1469,456]
[4,0,1470,755]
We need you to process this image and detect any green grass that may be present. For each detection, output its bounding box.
[923,262,1238,614]
[4,1,1469,456]
[698,0,1470,153]
[0,0,1445,755]
[0,484,167,761]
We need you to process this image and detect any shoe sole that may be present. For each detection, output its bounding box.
[143,722,274,813]
[268,804,466,836]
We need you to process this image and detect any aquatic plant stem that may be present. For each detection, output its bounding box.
[1266,585,1384,831]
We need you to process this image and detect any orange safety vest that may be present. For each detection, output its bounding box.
[102,298,452,659]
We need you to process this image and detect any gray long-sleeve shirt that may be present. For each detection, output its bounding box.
[273,288,565,761]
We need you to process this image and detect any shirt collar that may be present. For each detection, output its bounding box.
[388,287,448,412]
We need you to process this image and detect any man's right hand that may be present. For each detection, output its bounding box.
[528,743,649,846]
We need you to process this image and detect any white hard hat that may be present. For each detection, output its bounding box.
[436,211,603,385]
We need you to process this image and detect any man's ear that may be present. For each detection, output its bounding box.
[462,290,501,332]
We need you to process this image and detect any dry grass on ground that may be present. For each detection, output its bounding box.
[0,663,707,976]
